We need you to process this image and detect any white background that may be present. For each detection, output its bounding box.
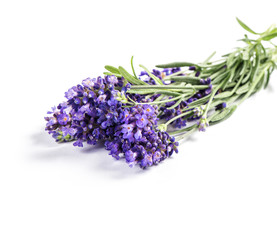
[1,0,277,239]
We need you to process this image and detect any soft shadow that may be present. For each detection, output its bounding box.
[31,130,58,148]
[267,84,274,93]
[30,131,147,179]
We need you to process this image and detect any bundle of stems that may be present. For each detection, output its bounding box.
[105,18,277,141]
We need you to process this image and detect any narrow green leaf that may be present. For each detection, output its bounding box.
[104,65,121,75]
[214,91,233,99]
[255,73,265,92]
[186,94,211,108]
[239,60,249,75]
[236,82,250,94]
[130,56,137,79]
[261,32,277,41]
[118,66,147,85]
[264,69,270,89]
[127,89,182,96]
[241,64,252,84]
[139,64,164,85]
[156,62,199,69]
[130,84,206,91]
[242,50,249,60]
[212,71,230,84]
[250,49,260,83]
[236,17,258,35]
[170,76,201,84]
[103,72,122,78]
[210,105,237,123]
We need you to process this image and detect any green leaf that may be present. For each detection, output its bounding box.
[130,84,203,91]
[227,52,236,67]
[236,82,250,94]
[242,50,249,60]
[212,71,230,84]
[130,56,137,79]
[236,17,258,35]
[104,65,121,75]
[241,64,252,84]
[118,66,147,85]
[170,76,201,84]
[264,69,270,89]
[156,62,199,69]
[103,72,122,78]
[127,89,181,96]
[214,91,233,99]
[210,105,237,123]
[261,32,277,41]
[239,60,249,75]
[186,94,211,108]
[139,64,164,85]
[250,49,260,83]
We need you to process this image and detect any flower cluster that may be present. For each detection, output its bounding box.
[45,75,125,147]
[45,75,179,169]
[105,104,179,168]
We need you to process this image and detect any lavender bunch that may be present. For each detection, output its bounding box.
[105,104,178,168]
[45,18,277,169]
[45,74,179,168]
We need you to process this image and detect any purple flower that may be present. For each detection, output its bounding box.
[125,150,137,167]
[46,117,57,127]
[61,126,77,137]
[82,78,95,88]
[57,113,69,125]
[47,106,58,114]
[121,124,134,134]
[134,129,142,140]
[143,105,155,115]
[121,110,131,122]
[140,153,153,169]
[97,94,107,103]
[135,114,148,128]
[73,139,83,147]
[65,88,77,100]
[153,150,162,164]
[121,124,134,141]
[106,75,118,85]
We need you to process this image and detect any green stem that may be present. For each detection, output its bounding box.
[163,69,190,81]
[130,85,208,90]
[203,80,226,116]
[238,64,271,105]
[164,110,194,127]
